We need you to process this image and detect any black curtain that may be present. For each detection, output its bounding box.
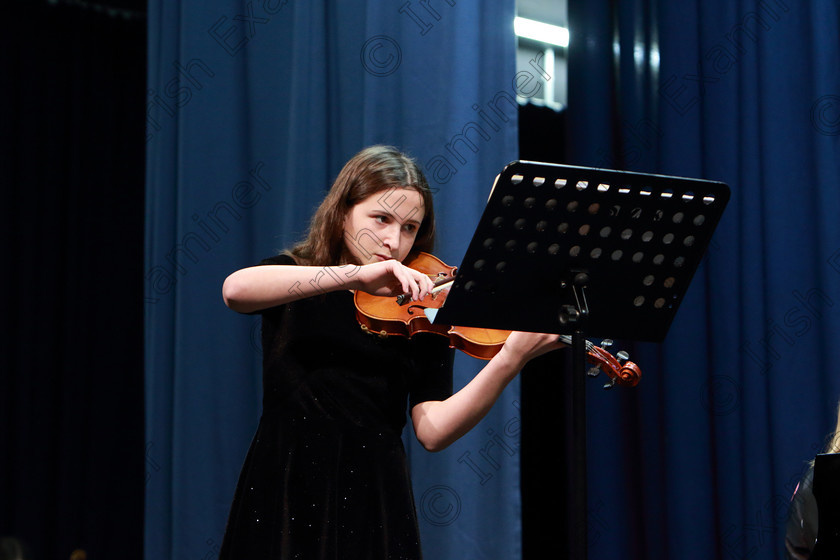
[1,2,146,558]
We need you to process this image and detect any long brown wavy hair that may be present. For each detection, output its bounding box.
[808,400,840,468]
[824,400,840,454]
[288,145,436,266]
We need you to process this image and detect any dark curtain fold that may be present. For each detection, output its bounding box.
[565,1,840,559]
[0,2,146,559]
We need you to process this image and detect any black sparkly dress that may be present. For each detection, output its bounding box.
[219,255,455,560]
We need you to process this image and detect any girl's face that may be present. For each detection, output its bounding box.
[343,187,425,265]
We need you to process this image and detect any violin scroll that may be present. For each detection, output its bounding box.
[584,340,642,389]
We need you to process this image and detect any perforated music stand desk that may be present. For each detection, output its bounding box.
[434,161,730,559]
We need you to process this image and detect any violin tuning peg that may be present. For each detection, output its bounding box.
[600,338,613,348]
[587,366,601,378]
[616,350,629,364]
[603,378,616,390]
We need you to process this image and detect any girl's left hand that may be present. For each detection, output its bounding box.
[496,331,567,369]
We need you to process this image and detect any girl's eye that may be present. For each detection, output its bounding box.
[374,213,417,233]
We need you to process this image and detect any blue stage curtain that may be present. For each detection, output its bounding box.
[144,1,525,558]
[567,0,840,558]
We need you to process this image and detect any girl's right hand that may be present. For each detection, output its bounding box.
[350,259,435,302]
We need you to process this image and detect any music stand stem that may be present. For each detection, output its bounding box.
[571,329,588,559]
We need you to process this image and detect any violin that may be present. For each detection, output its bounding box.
[353,252,642,387]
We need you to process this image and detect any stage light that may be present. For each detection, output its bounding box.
[514,17,569,48]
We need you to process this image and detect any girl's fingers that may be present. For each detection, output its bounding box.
[395,264,419,301]
[405,276,418,301]
[396,263,427,301]
[365,260,435,300]
[421,273,434,296]
[412,270,431,300]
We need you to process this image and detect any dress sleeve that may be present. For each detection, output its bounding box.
[407,333,455,408]
[258,253,297,266]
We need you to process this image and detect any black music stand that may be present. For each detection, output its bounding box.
[813,453,840,558]
[434,161,730,559]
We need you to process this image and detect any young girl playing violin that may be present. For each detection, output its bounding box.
[218,145,565,559]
